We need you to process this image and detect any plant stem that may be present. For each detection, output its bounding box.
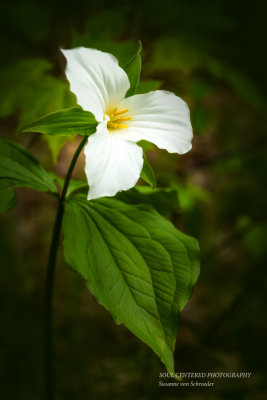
[44,135,88,400]
[44,200,64,400]
[60,136,89,200]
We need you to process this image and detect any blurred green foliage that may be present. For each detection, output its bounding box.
[0,0,266,399]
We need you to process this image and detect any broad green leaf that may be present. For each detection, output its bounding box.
[63,197,200,373]
[140,156,156,188]
[115,186,179,216]
[22,108,98,137]
[124,41,142,97]
[0,138,58,195]
[67,181,179,216]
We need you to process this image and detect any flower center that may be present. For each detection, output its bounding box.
[107,108,132,130]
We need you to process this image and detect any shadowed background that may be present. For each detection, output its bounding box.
[0,0,266,399]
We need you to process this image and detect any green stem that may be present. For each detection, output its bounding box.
[44,135,88,400]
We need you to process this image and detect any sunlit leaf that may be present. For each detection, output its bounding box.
[63,197,200,373]
[22,108,98,137]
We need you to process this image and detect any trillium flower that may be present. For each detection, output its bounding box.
[61,47,193,200]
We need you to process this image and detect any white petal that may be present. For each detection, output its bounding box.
[114,90,193,154]
[84,122,143,200]
[61,47,130,121]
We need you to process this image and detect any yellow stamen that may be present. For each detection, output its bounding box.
[113,108,129,116]
[107,108,131,131]
[108,122,129,129]
[114,116,132,121]
[109,108,117,117]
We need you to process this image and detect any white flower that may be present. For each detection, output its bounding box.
[61,47,193,200]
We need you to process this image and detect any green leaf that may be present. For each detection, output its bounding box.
[0,137,58,195]
[140,156,157,188]
[115,186,179,216]
[22,108,98,137]
[135,79,163,94]
[66,180,88,197]
[0,188,17,213]
[48,173,88,198]
[63,197,200,373]
[124,41,142,97]
[138,140,156,152]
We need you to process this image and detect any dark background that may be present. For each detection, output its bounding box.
[0,0,266,399]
